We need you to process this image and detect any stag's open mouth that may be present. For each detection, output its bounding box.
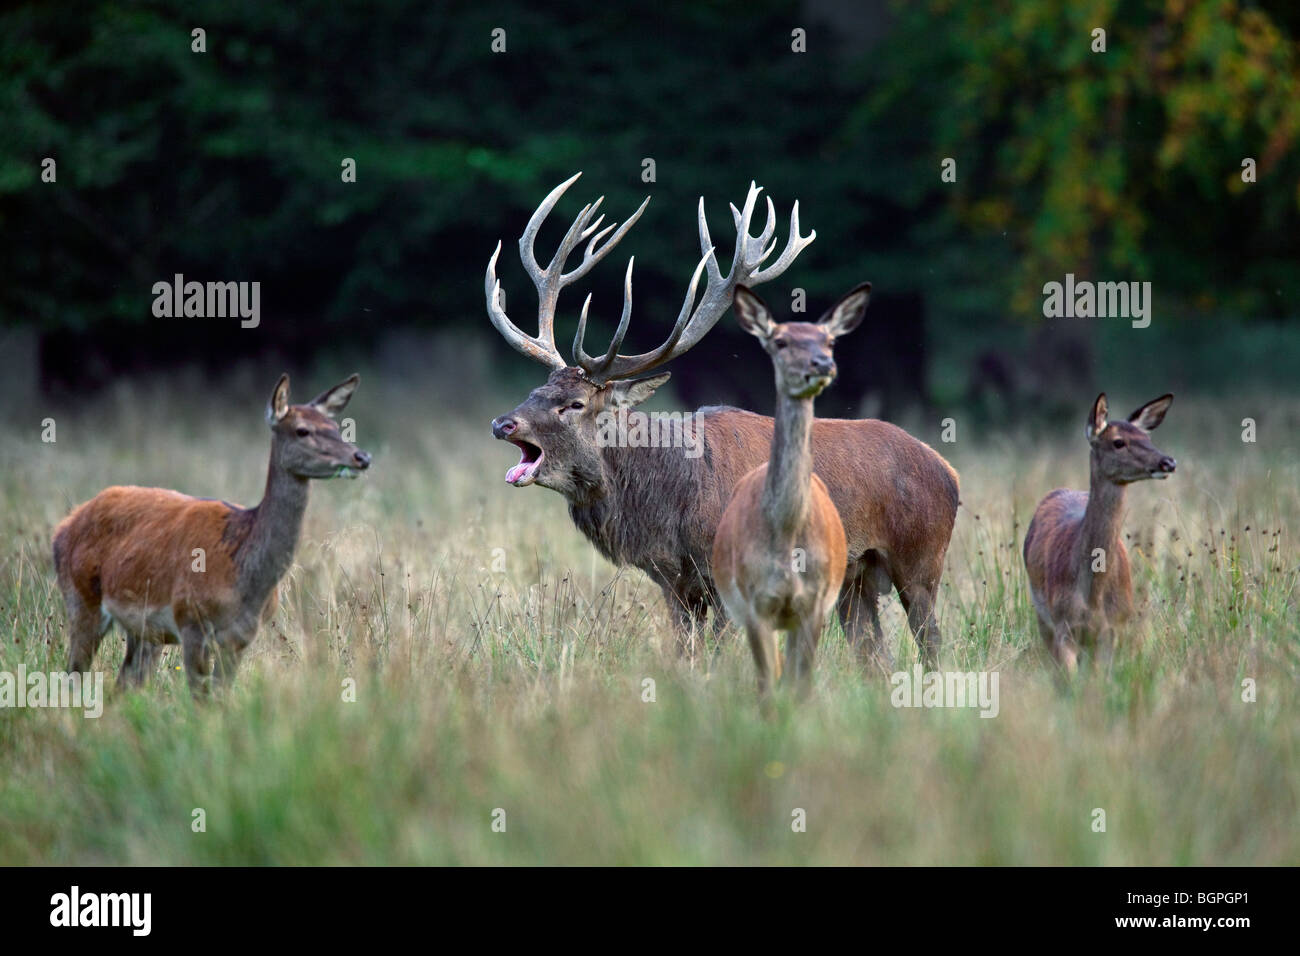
[505,440,544,486]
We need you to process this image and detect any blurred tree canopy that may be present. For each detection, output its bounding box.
[868,0,1300,318]
[1,0,1297,389]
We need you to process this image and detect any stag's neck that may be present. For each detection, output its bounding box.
[1076,457,1127,605]
[761,392,815,544]
[237,459,310,601]
[572,424,707,568]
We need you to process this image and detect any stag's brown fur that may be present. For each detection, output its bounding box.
[563,395,958,665]
[487,175,958,664]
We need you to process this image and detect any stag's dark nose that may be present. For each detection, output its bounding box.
[1159,456,1176,473]
[353,450,371,470]
[492,416,517,439]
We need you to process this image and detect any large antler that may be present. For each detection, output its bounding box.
[573,180,815,383]
[485,172,649,370]
[485,173,816,384]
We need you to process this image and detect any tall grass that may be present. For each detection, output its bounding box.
[0,370,1295,864]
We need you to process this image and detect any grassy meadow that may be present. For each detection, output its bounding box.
[1,362,1297,865]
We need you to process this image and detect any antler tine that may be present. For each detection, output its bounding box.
[519,171,584,284]
[750,199,815,283]
[485,241,567,369]
[575,180,816,383]
[698,195,725,286]
[728,181,764,280]
[751,195,778,267]
[756,195,777,255]
[576,245,714,382]
[564,196,650,285]
[573,258,637,376]
[486,171,651,371]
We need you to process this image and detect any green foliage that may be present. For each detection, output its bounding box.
[1,0,1298,376]
[869,0,1300,319]
[0,0,844,339]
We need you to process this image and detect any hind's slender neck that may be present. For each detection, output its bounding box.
[1077,453,1127,606]
[761,390,815,546]
[238,452,310,600]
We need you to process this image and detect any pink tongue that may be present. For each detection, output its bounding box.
[505,462,528,483]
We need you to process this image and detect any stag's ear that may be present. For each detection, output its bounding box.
[267,374,291,425]
[819,282,872,338]
[733,285,775,339]
[608,372,670,408]
[309,373,360,419]
[1086,393,1108,442]
[1128,393,1173,432]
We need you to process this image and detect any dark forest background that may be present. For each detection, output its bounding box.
[3,0,1299,421]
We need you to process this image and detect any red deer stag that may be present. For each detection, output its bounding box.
[712,284,869,698]
[52,374,371,695]
[487,173,959,666]
[1023,393,1175,673]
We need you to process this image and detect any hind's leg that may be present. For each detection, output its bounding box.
[744,618,782,703]
[1094,624,1117,673]
[64,588,109,674]
[784,613,826,700]
[1050,625,1079,676]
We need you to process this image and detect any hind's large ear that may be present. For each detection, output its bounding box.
[1128,393,1173,432]
[309,373,360,419]
[1086,392,1108,442]
[267,374,291,425]
[818,282,872,338]
[733,286,775,339]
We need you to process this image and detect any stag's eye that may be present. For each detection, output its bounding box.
[567,401,585,412]
[773,339,788,350]
[1112,438,1125,449]
[296,427,312,438]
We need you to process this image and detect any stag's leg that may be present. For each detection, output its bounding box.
[180,625,213,699]
[119,633,161,689]
[118,631,149,688]
[211,628,254,692]
[897,574,943,668]
[704,582,730,639]
[661,580,712,658]
[838,557,892,674]
[136,641,160,682]
[64,588,108,674]
[659,583,692,654]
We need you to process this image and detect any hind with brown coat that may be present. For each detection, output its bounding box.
[53,374,370,694]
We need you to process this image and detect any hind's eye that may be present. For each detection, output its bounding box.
[568,401,585,411]
[774,339,788,350]
[1112,438,1125,449]
[297,427,311,437]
